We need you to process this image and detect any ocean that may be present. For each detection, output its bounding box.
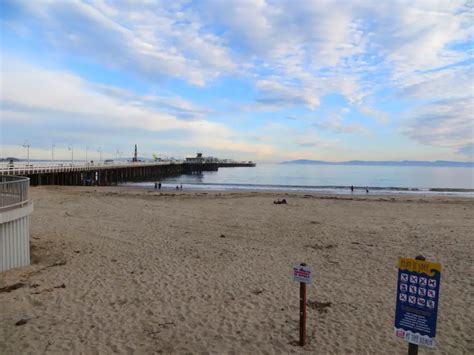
[124,163,474,197]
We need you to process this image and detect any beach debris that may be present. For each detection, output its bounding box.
[148,322,175,336]
[111,258,117,262]
[50,260,67,267]
[252,288,264,295]
[15,316,39,326]
[30,283,40,288]
[0,282,26,293]
[310,221,321,225]
[220,234,226,238]
[305,244,337,250]
[74,250,81,254]
[54,283,66,289]
[307,300,332,313]
[273,199,287,204]
[15,319,29,326]
[350,242,374,247]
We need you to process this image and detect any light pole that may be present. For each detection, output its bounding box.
[51,144,55,163]
[22,140,30,166]
[97,147,102,164]
[68,145,74,165]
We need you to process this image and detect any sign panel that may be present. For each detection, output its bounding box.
[292,264,313,284]
[394,258,441,348]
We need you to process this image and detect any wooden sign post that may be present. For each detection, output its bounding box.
[292,263,313,346]
[299,277,307,346]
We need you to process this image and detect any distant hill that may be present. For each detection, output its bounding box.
[281,160,474,168]
[0,157,21,162]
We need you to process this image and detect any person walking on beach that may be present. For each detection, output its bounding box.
[351,185,354,194]
[154,182,158,190]
[158,182,161,190]
[180,184,183,190]
[366,186,369,194]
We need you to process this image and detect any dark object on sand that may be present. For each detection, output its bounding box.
[15,319,29,326]
[306,300,332,311]
[274,199,287,204]
[0,282,26,293]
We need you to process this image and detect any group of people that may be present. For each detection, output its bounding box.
[350,185,369,194]
[154,182,183,190]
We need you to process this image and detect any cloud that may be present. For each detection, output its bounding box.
[0,57,274,159]
[4,0,237,86]
[403,97,474,159]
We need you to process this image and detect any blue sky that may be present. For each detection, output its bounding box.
[1,0,473,162]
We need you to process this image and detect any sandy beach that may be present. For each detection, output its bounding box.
[1,186,473,354]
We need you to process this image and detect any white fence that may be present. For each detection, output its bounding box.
[0,176,33,272]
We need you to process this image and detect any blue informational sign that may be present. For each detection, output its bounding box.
[394,258,441,348]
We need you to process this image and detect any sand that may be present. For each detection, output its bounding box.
[1,186,473,354]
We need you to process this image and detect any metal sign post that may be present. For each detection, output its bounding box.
[292,263,313,346]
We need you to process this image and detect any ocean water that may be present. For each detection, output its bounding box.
[125,163,474,197]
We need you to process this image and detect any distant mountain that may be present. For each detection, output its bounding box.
[281,160,474,167]
[0,157,21,162]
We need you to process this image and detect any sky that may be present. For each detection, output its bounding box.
[0,0,473,162]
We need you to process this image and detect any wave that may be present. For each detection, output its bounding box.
[123,182,474,197]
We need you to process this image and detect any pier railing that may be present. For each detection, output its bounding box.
[0,161,182,175]
[0,176,30,211]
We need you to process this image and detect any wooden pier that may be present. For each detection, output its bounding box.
[0,161,255,186]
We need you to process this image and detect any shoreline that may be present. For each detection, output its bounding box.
[1,185,473,353]
[122,182,474,198]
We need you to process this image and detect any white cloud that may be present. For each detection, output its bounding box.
[0,57,274,158]
[403,97,474,158]
[7,0,237,86]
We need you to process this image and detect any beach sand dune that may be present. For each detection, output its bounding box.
[1,186,473,354]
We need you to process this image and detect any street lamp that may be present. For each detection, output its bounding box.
[22,140,30,166]
[97,147,102,164]
[68,145,74,165]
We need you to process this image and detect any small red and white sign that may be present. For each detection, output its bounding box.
[292,264,313,284]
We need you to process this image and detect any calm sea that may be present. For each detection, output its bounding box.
[126,163,474,197]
